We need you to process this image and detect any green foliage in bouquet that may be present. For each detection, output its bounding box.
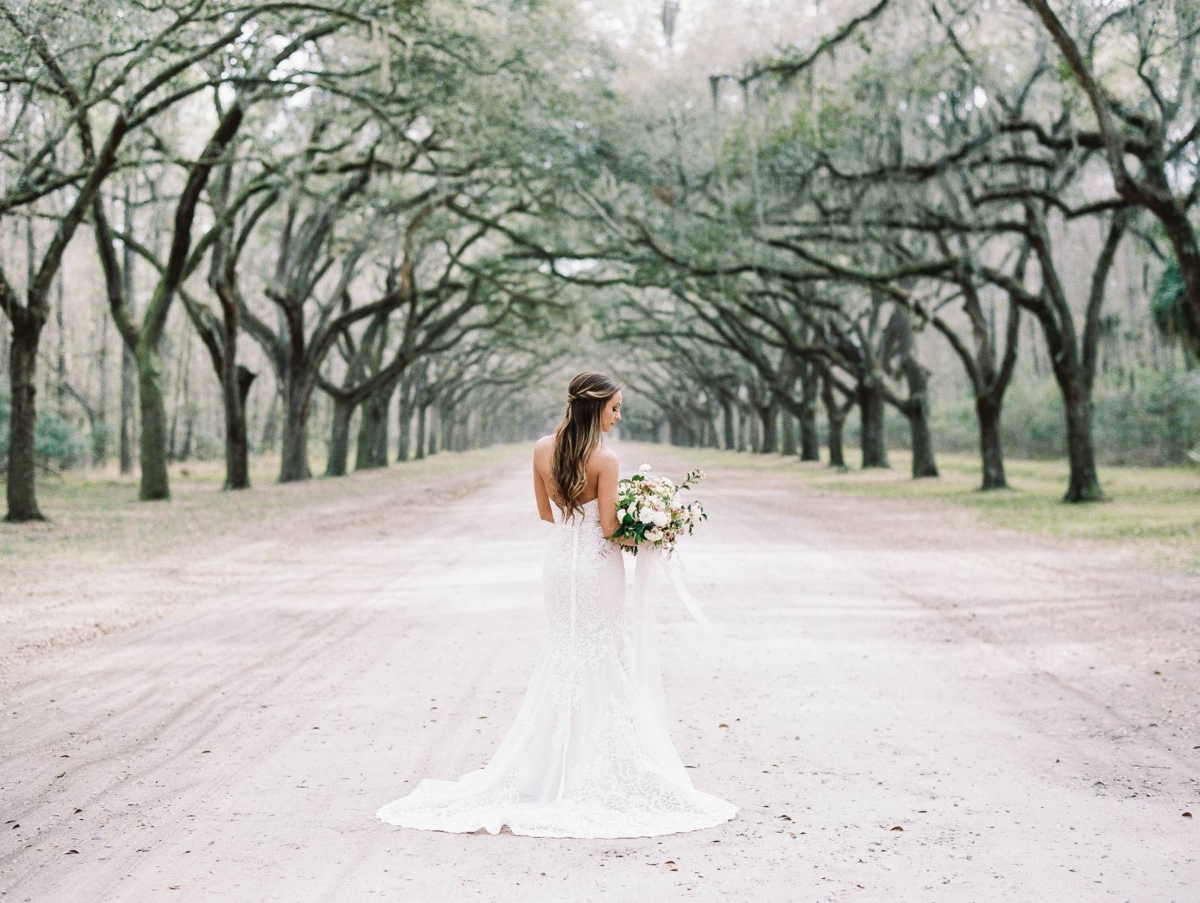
[610,465,708,555]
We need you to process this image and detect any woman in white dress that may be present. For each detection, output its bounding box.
[376,372,737,838]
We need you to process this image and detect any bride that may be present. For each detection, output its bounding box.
[376,371,738,838]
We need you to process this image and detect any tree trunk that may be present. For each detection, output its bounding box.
[780,409,798,456]
[758,403,777,454]
[905,401,938,478]
[826,415,846,468]
[886,304,935,477]
[821,372,847,469]
[458,410,471,451]
[976,394,1007,490]
[279,374,313,482]
[167,331,191,462]
[858,377,889,468]
[6,315,46,521]
[0,300,7,377]
[54,275,67,412]
[440,405,454,453]
[221,360,254,491]
[260,392,278,452]
[374,398,391,463]
[428,405,440,456]
[415,403,428,460]
[180,410,194,462]
[355,388,389,470]
[1061,380,1103,502]
[799,366,820,462]
[135,343,170,500]
[397,396,412,462]
[325,396,355,478]
[1163,213,1200,359]
[119,343,136,474]
[720,398,735,450]
[478,410,491,449]
[93,306,110,467]
[119,178,137,475]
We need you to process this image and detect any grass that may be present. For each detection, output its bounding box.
[0,444,522,572]
[4,441,1197,577]
[669,445,1200,574]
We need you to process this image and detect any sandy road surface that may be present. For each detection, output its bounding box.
[1,444,1197,902]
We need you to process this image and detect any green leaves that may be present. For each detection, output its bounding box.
[1152,259,1196,346]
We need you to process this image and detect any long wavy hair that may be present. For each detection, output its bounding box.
[551,371,621,519]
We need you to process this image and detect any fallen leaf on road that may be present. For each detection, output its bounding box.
[66,849,79,855]
[1183,812,1192,818]
[718,723,729,729]
[890,826,904,831]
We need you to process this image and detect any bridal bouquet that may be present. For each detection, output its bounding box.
[611,464,707,555]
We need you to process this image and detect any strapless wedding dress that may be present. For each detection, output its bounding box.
[376,497,738,838]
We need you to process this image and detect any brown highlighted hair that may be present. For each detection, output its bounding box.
[551,371,621,519]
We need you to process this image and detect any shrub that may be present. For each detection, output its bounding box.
[0,392,89,473]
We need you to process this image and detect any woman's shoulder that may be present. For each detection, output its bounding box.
[534,434,555,459]
[588,445,619,470]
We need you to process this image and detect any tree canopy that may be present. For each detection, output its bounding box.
[1,0,1197,520]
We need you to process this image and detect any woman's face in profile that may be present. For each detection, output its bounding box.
[600,391,622,432]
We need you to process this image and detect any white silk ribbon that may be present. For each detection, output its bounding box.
[631,545,716,634]
[626,544,718,730]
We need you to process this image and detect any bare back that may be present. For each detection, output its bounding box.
[533,434,605,511]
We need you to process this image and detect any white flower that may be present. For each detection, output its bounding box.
[616,507,627,521]
[638,463,652,473]
[645,527,664,542]
[651,509,670,527]
[639,509,657,525]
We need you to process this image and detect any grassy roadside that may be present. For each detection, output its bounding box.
[659,445,1200,574]
[0,444,523,570]
[4,441,1197,575]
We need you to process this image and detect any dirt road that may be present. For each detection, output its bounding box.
[2,444,1196,901]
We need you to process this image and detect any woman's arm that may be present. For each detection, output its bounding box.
[596,451,637,545]
[533,443,555,523]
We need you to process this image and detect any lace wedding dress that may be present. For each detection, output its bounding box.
[376,497,738,838]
